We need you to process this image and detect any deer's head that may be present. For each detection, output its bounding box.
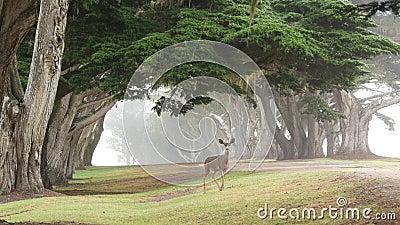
[218,138,235,151]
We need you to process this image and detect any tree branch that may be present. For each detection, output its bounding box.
[9,54,24,102]
[365,94,400,119]
[61,63,89,76]
[359,90,400,103]
[77,93,117,110]
[68,100,116,136]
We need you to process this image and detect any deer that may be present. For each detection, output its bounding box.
[203,138,235,193]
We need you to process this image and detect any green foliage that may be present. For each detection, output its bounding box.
[302,95,346,121]
[15,0,399,120]
[63,0,164,93]
[16,34,35,90]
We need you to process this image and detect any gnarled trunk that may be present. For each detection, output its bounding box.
[0,56,21,194]
[0,0,37,108]
[335,90,372,155]
[44,88,115,186]
[301,115,325,158]
[14,0,69,193]
[74,116,105,169]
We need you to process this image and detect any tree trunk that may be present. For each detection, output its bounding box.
[274,125,297,160]
[301,115,325,158]
[44,88,114,186]
[45,92,81,185]
[0,0,37,108]
[42,93,72,186]
[65,130,83,179]
[75,116,105,169]
[274,93,309,159]
[84,117,104,166]
[74,124,94,170]
[335,90,372,155]
[14,0,69,193]
[324,121,339,157]
[0,56,22,194]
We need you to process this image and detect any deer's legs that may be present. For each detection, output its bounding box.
[203,172,208,193]
[212,172,221,190]
[203,168,210,193]
[220,171,225,191]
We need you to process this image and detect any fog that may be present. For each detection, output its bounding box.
[92,100,400,166]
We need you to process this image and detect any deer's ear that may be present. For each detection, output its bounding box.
[218,139,225,145]
[230,138,235,144]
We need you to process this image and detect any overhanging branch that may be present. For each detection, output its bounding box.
[365,94,400,119]
[77,93,117,110]
[68,100,116,136]
[61,63,89,76]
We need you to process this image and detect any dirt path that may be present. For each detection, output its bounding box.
[233,160,400,180]
[234,160,400,195]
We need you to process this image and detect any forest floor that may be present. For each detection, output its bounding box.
[0,158,399,224]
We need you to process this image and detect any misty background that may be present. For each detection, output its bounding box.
[92,13,400,166]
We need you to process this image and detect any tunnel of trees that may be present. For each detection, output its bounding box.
[1,0,400,194]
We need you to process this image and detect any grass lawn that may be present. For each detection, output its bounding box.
[0,164,383,225]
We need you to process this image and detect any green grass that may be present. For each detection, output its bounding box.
[66,166,147,184]
[0,169,368,225]
[360,158,400,167]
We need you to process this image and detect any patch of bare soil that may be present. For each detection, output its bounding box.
[0,189,64,204]
[57,176,170,196]
[140,187,197,203]
[330,153,389,160]
[349,174,400,225]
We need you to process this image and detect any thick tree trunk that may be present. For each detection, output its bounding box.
[44,88,114,186]
[0,56,22,194]
[84,117,104,166]
[335,90,372,155]
[274,125,297,160]
[75,116,105,169]
[301,115,325,158]
[45,92,81,185]
[0,0,37,108]
[14,0,69,193]
[42,93,72,185]
[324,121,339,157]
[65,130,83,179]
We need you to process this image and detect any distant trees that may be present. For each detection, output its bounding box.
[356,0,400,16]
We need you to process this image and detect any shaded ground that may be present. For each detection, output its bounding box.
[0,190,64,204]
[57,176,169,196]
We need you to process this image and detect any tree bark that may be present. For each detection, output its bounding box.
[84,117,104,166]
[42,93,73,186]
[335,90,400,156]
[14,0,69,193]
[335,90,372,155]
[324,121,340,157]
[0,55,22,194]
[74,116,105,169]
[301,115,325,158]
[44,88,114,186]
[0,0,37,108]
